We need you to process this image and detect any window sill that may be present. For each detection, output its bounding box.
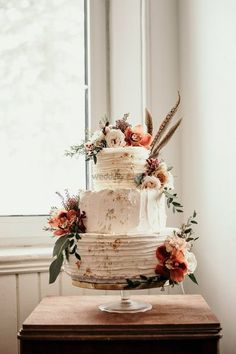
[0,246,52,275]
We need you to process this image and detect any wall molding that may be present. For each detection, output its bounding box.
[0,246,52,275]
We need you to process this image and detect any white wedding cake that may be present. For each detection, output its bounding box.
[47,94,198,288]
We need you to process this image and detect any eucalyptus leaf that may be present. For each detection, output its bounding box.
[53,236,70,257]
[49,254,64,284]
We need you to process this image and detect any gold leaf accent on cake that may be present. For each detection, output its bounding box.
[76,261,81,269]
[106,208,116,220]
[112,238,122,250]
[85,267,92,275]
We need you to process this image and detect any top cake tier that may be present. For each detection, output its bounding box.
[92,146,149,190]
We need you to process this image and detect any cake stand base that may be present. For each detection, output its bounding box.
[98,290,152,313]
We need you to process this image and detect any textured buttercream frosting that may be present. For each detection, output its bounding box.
[92,146,149,190]
[80,188,167,234]
[64,228,175,283]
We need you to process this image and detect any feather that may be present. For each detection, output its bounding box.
[151,92,181,152]
[145,108,153,135]
[150,118,182,159]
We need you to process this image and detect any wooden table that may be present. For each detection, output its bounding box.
[18,294,222,354]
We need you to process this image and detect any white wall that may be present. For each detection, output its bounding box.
[147,0,182,227]
[179,1,236,353]
[110,0,182,226]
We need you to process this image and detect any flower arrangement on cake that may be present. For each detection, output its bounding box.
[45,92,198,293]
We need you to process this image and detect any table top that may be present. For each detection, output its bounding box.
[18,295,221,341]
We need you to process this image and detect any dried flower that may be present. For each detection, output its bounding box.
[145,158,160,175]
[115,113,131,133]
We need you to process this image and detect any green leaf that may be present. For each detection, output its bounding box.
[186,237,194,241]
[75,233,81,240]
[188,273,198,285]
[172,202,181,206]
[176,209,183,213]
[69,239,74,247]
[93,154,97,164]
[191,220,198,224]
[75,252,81,260]
[184,228,192,234]
[49,254,64,284]
[193,210,197,218]
[134,174,143,186]
[69,245,77,254]
[53,236,70,257]
[140,274,148,281]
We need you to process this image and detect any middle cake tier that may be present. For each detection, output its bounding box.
[80,188,167,234]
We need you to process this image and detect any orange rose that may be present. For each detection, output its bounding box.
[155,245,188,283]
[156,245,170,263]
[124,125,153,148]
[155,264,170,279]
[166,249,188,282]
[48,209,77,236]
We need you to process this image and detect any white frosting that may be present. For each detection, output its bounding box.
[80,188,167,234]
[92,146,149,190]
[64,228,175,283]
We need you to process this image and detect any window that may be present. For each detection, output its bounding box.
[0,0,91,245]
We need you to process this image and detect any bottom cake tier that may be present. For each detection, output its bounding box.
[64,228,176,285]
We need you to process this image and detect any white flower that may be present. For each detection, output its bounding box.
[90,130,105,145]
[141,176,162,190]
[185,250,197,274]
[105,129,125,147]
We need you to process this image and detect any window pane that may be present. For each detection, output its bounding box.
[0,0,86,215]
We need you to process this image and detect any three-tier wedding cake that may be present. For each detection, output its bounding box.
[46,94,198,289]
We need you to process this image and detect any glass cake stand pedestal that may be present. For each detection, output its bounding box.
[72,280,166,313]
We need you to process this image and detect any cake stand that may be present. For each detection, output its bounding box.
[72,279,167,313]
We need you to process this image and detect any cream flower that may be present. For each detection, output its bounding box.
[90,130,105,144]
[152,162,174,190]
[141,176,162,190]
[105,129,125,147]
[165,234,188,253]
[184,251,197,274]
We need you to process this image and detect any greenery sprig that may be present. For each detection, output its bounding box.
[65,143,85,158]
[125,275,167,290]
[177,210,198,242]
[176,210,199,285]
[163,188,183,213]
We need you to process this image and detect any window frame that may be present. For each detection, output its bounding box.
[0,0,109,247]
